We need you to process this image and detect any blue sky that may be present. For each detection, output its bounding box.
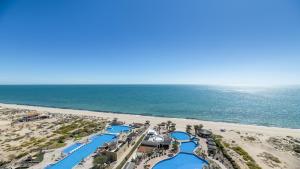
[0,0,300,86]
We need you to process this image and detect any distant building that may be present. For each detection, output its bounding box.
[130,123,144,128]
[110,118,124,125]
[17,112,50,122]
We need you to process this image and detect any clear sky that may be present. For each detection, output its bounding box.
[0,0,300,86]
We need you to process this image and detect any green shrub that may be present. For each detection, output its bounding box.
[16,152,28,159]
[212,135,240,169]
[232,146,254,162]
[34,152,45,162]
[293,145,300,153]
[93,155,108,166]
[48,141,66,149]
[246,161,262,169]
[232,146,261,169]
[0,160,9,167]
[223,142,230,148]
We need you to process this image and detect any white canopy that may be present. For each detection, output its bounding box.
[147,129,158,135]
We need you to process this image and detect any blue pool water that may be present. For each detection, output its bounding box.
[63,143,82,154]
[152,152,207,169]
[46,134,116,169]
[170,131,190,141]
[180,141,197,153]
[106,125,131,133]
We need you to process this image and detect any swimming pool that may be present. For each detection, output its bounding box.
[106,125,131,133]
[46,134,116,169]
[170,131,190,141]
[180,141,197,153]
[63,143,82,154]
[152,152,207,169]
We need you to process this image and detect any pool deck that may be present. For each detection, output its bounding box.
[43,129,117,169]
[43,124,140,169]
[46,134,117,169]
[135,151,171,169]
[30,139,80,169]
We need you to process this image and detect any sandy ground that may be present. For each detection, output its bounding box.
[1,103,300,169]
[0,120,11,126]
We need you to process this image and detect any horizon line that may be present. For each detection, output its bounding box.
[0,83,300,88]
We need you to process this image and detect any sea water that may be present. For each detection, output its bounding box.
[0,85,299,128]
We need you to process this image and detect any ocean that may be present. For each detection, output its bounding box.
[0,85,299,128]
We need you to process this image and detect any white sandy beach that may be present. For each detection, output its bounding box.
[1,103,299,137]
[1,103,300,169]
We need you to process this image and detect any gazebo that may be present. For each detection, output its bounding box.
[197,129,212,138]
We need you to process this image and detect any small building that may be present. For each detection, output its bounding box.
[39,115,50,119]
[160,136,172,149]
[130,123,144,128]
[147,129,158,135]
[207,140,216,146]
[127,132,136,142]
[197,129,212,138]
[206,138,214,142]
[141,140,159,147]
[110,118,124,125]
[17,112,41,122]
[107,141,118,150]
[207,145,217,156]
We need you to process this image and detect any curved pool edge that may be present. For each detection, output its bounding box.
[179,140,199,153]
[170,131,191,141]
[106,124,132,133]
[151,152,209,169]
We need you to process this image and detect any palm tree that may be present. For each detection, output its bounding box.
[167,120,172,130]
[158,126,161,134]
[161,122,166,128]
[172,141,179,152]
[169,125,176,132]
[112,118,118,125]
[186,125,192,134]
[93,155,108,169]
[194,124,204,135]
[194,125,199,135]
[199,124,204,130]
[145,120,150,125]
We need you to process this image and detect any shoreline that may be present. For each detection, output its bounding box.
[0,102,298,130]
[1,102,300,137]
[1,102,300,169]
[0,102,286,128]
